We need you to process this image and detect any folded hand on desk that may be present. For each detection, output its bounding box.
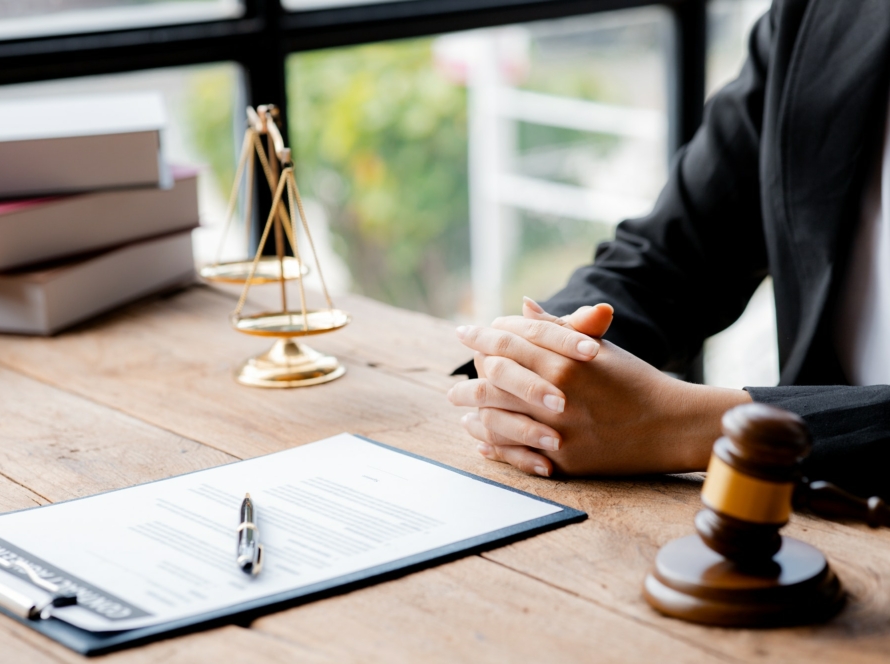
[447,299,751,478]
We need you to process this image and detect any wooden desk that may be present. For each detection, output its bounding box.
[1,283,888,663]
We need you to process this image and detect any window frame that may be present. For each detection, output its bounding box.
[0,0,705,152]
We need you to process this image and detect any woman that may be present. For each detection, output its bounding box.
[448,0,890,499]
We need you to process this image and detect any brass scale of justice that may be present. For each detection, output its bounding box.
[200,104,349,388]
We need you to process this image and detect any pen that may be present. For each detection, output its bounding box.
[0,558,77,620]
[236,493,263,576]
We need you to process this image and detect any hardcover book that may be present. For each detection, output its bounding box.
[0,92,169,197]
[0,231,196,335]
[0,166,199,271]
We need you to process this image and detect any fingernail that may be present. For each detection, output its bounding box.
[455,325,469,339]
[543,394,565,413]
[539,436,560,451]
[447,387,454,401]
[522,296,545,314]
[460,413,470,424]
[477,443,492,456]
[576,339,598,358]
[534,465,550,477]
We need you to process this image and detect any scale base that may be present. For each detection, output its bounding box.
[236,338,345,388]
[644,535,844,627]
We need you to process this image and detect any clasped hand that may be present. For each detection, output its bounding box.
[447,299,750,478]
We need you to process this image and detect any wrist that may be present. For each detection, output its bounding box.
[666,382,752,472]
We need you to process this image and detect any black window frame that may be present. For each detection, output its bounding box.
[0,0,705,152]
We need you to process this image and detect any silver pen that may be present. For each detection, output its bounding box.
[0,558,77,620]
[236,493,263,576]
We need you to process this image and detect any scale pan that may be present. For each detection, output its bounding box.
[200,256,307,284]
[233,309,350,337]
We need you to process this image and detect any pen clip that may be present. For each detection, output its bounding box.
[252,544,264,576]
[0,559,77,620]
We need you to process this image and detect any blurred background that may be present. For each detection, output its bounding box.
[0,0,774,387]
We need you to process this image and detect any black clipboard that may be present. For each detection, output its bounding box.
[0,435,586,656]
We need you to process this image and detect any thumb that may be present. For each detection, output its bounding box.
[563,303,613,338]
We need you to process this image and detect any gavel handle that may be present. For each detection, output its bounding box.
[794,478,890,528]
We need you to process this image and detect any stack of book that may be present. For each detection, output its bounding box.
[0,93,198,334]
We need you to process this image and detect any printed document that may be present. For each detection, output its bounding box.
[0,434,562,632]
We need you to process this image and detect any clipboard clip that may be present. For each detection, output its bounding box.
[0,557,77,620]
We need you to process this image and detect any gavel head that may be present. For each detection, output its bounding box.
[695,403,811,566]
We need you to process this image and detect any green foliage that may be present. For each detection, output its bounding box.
[287,39,470,316]
[185,66,236,198]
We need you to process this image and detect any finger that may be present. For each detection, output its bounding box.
[456,323,579,372]
[488,317,600,361]
[473,351,487,379]
[460,413,554,477]
[564,303,614,338]
[477,408,561,451]
[448,378,534,413]
[460,411,522,447]
[480,354,566,413]
[486,442,554,478]
[523,297,615,339]
[522,297,570,326]
[523,297,580,335]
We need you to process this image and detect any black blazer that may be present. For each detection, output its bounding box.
[464,0,890,498]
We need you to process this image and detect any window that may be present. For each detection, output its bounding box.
[702,0,777,389]
[0,0,242,41]
[287,8,671,321]
[282,0,414,10]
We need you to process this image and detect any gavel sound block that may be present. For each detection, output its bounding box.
[643,403,845,627]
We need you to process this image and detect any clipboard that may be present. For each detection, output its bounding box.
[0,435,586,656]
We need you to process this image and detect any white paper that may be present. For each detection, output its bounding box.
[0,434,563,632]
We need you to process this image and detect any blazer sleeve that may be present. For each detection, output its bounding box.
[541,9,775,373]
[746,385,890,500]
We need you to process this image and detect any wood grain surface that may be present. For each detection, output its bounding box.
[0,283,887,662]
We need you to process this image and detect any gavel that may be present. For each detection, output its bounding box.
[644,402,889,627]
